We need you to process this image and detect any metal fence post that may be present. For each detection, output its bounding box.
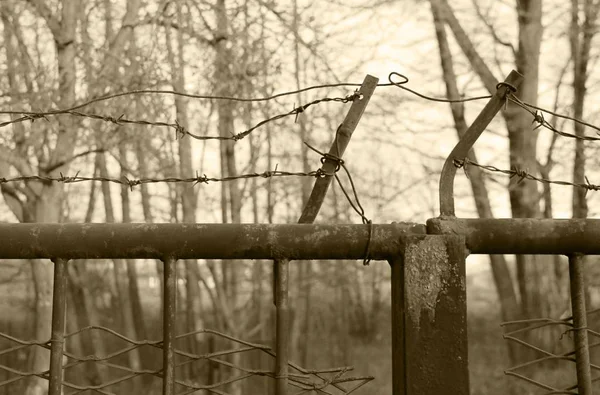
[568,254,593,395]
[48,258,68,395]
[390,234,468,395]
[162,257,177,395]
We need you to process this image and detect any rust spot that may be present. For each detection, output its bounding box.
[404,237,452,330]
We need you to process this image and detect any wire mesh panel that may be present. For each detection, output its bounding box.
[500,254,596,395]
[1,223,427,394]
[0,255,381,395]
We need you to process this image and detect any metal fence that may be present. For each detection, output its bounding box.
[1,69,599,395]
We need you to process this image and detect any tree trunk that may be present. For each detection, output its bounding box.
[67,264,110,385]
[434,0,564,363]
[214,1,244,393]
[430,0,521,366]
[164,5,204,381]
[98,151,142,377]
[119,142,149,373]
[291,0,313,368]
[25,1,78,393]
[569,0,599,355]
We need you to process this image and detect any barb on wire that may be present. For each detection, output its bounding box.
[453,157,600,194]
[508,94,600,140]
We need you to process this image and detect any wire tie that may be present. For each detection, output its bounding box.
[314,168,327,178]
[320,153,344,172]
[344,90,362,102]
[388,71,409,86]
[560,326,588,340]
[496,82,517,93]
[453,159,465,168]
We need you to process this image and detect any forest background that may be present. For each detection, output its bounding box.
[1,0,600,394]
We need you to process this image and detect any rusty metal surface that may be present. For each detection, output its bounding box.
[274,259,290,395]
[438,70,524,217]
[427,218,600,254]
[48,258,68,395]
[162,257,176,395]
[569,254,593,395]
[390,235,468,395]
[0,223,425,260]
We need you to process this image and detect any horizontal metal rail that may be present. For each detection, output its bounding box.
[428,218,600,255]
[3,219,600,260]
[0,223,425,260]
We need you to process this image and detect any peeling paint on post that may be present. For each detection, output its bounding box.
[390,235,468,395]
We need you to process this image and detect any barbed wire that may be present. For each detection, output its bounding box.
[453,157,600,194]
[508,94,600,141]
[387,72,600,141]
[0,149,371,226]
[0,169,331,190]
[0,94,361,144]
[2,71,599,145]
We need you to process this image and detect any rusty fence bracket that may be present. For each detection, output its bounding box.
[438,70,523,217]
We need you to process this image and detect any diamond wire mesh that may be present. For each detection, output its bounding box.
[502,299,599,393]
[0,324,374,394]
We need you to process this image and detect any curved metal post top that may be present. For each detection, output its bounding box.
[438,70,524,216]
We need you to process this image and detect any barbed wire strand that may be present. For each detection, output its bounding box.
[2,72,599,144]
[0,169,331,190]
[0,94,361,141]
[0,159,370,226]
[508,94,600,140]
[453,157,600,194]
[389,72,600,139]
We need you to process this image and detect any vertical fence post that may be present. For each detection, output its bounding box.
[162,257,177,395]
[48,258,68,395]
[274,259,290,395]
[568,254,592,395]
[390,235,468,395]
